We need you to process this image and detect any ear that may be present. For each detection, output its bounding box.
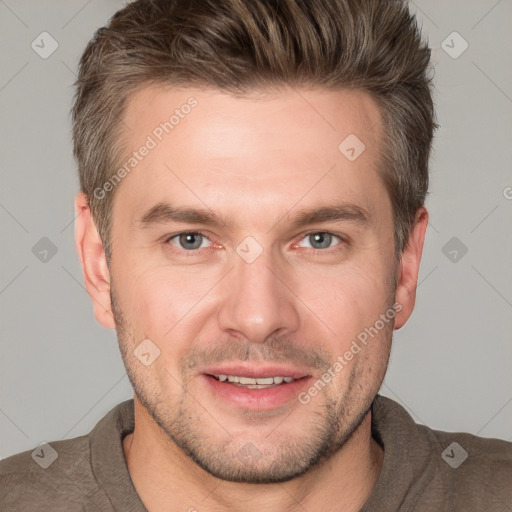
[394,206,428,330]
[74,192,115,329]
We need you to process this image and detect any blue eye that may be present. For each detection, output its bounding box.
[164,230,344,256]
[167,232,212,251]
[298,232,342,250]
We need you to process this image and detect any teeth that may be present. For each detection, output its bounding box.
[239,376,257,385]
[213,375,297,385]
[254,377,274,385]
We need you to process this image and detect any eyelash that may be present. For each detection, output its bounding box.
[163,230,346,256]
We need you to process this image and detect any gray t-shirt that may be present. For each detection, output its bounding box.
[1,395,511,511]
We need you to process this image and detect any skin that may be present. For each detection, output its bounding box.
[75,85,428,512]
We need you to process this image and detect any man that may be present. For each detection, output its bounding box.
[1,0,511,510]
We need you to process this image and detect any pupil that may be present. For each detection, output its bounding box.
[312,232,330,249]
[180,233,202,250]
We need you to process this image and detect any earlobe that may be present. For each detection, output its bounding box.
[74,192,116,329]
[394,207,429,330]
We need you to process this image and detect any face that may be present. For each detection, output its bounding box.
[80,85,424,483]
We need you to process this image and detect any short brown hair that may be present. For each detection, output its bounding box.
[72,0,437,262]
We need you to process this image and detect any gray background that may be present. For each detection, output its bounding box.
[1,0,511,460]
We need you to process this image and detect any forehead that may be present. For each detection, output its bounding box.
[122,84,381,153]
[115,85,386,226]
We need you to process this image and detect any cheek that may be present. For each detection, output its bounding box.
[116,267,213,344]
[300,262,393,341]
[111,264,170,336]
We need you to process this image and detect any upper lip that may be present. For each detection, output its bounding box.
[201,364,310,379]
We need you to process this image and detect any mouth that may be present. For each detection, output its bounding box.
[199,365,312,411]
[207,374,299,389]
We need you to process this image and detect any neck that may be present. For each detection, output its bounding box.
[123,396,383,512]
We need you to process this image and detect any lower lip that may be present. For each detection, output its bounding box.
[201,374,312,411]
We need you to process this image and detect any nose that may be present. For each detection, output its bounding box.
[216,245,301,344]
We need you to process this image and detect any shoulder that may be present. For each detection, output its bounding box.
[0,434,91,477]
[0,436,101,511]
[0,400,135,511]
[419,425,512,507]
[373,394,512,475]
[423,425,512,471]
[370,395,512,509]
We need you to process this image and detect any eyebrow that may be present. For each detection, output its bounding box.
[136,202,371,230]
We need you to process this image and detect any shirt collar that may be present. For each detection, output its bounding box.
[89,395,438,512]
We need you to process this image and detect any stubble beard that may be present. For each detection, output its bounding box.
[109,278,393,484]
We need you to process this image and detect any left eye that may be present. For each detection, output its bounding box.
[297,232,342,250]
[167,232,212,251]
